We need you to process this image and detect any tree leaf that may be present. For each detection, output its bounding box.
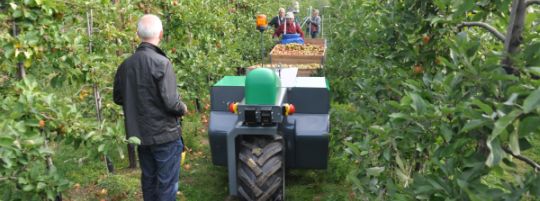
[4,46,14,58]
[523,87,540,113]
[472,99,493,114]
[98,144,105,152]
[490,110,521,139]
[383,147,391,161]
[396,153,405,171]
[368,125,386,135]
[36,182,46,190]
[503,93,519,106]
[395,168,411,186]
[22,184,34,192]
[9,3,18,10]
[461,119,485,133]
[366,166,385,177]
[509,120,520,155]
[486,138,503,167]
[456,0,475,14]
[0,136,14,147]
[389,112,408,120]
[23,59,32,68]
[426,177,445,191]
[530,174,540,196]
[409,92,427,113]
[433,0,448,12]
[527,67,540,76]
[440,124,454,142]
[127,136,141,145]
[519,138,532,151]
[519,116,540,137]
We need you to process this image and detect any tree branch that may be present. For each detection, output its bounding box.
[503,146,540,171]
[458,22,506,42]
[0,176,17,182]
[526,0,540,7]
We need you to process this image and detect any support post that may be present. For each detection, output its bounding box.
[261,30,265,67]
[42,129,62,201]
[87,9,115,174]
[12,21,26,79]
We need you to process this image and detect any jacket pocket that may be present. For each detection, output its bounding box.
[152,130,180,145]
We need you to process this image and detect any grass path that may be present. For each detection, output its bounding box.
[56,113,350,201]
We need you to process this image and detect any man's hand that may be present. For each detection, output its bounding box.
[181,102,189,115]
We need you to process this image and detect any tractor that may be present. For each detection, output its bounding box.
[208,67,330,200]
[207,13,329,201]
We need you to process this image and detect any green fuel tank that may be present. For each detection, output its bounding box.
[245,68,280,105]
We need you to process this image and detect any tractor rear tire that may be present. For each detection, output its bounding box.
[237,136,284,201]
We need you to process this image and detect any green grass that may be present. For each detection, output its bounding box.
[287,169,349,201]
[523,136,540,165]
[54,112,350,200]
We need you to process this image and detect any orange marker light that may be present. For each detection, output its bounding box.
[288,104,295,115]
[256,14,268,31]
[228,102,238,114]
[284,104,296,116]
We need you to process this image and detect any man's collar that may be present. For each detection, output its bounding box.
[137,42,167,57]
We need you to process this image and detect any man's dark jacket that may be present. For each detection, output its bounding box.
[268,16,285,29]
[113,42,185,145]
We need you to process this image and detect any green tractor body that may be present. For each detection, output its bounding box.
[245,68,280,105]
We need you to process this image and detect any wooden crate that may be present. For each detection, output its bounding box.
[269,53,325,65]
[269,39,326,65]
[246,64,321,77]
[304,38,326,47]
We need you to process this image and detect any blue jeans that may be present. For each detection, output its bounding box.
[138,138,183,201]
[311,31,319,38]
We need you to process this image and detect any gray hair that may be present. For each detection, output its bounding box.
[137,14,163,39]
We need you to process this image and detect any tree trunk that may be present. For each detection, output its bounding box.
[502,0,527,75]
[12,21,26,79]
[87,9,115,174]
[128,144,137,168]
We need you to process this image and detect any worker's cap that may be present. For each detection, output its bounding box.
[285,12,294,19]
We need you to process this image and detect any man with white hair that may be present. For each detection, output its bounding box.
[113,14,187,201]
[268,8,286,29]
